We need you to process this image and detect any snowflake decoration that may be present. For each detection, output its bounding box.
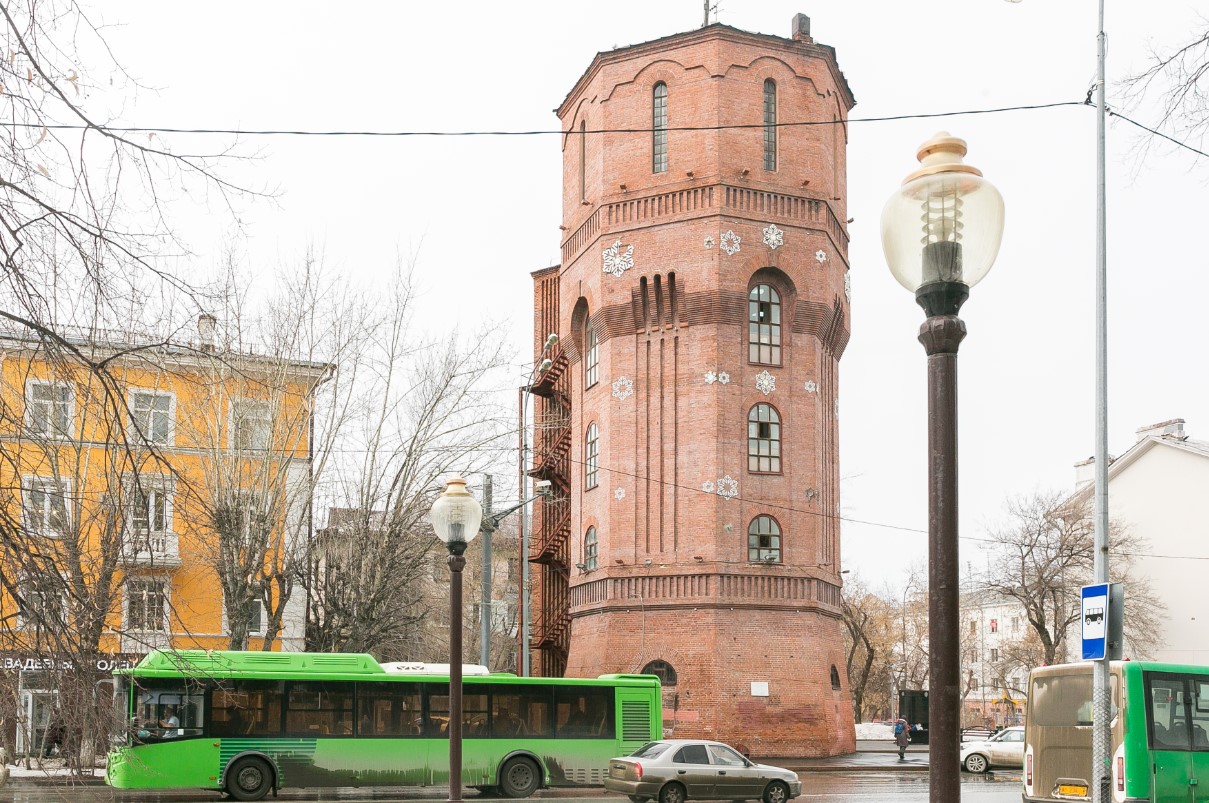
[804,380,818,393]
[815,249,828,263]
[762,223,784,250]
[804,487,819,500]
[704,371,718,384]
[612,376,635,401]
[602,240,635,278]
[716,475,739,500]
[844,273,852,304]
[755,370,776,396]
[703,235,715,249]
[720,230,741,256]
[614,487,626,501]
[717,371,730,384]
[702,480,716,494]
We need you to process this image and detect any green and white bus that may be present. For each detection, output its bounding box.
[1024,661,1209,802]
[105,650,662,801]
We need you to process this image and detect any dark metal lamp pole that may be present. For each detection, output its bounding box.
[431,476,483,803]
[881,132,1004,803]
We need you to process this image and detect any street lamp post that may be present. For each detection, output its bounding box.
[881,132,1003,803]
[431,476,483,803]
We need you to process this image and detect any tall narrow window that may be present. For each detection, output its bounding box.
[652,82,668,173]
[584,316,599,388]
[579,120,587,202]
[25,381,73,438]
[748,515,782,563]
[585,423,599,490]
[747,403,782,473]
[232,399,272,450]
[584,527,598,570]
[23,477,70,536]
[131,391,174,445]
[127,578,167,631]
[763,79,777,171]
[748,284,782,364]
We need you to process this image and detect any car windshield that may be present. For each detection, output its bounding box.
[631,742,672,759]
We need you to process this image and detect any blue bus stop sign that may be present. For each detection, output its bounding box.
[1081,583,1109,660]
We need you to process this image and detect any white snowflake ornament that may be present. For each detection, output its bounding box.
[702,480,716,494]
[716,475,739,500]
[614,487,626,501]
[762,223,784,250]
[704,371,718,384]
[717,372,731,384]
[612,376,635,401]
[844,273,852,304]
[720,230,741,256]
[804,380,818,393]
[602,240,635,278]
[815,249,828,263]
[755,370,776,396]
[703,235,716,250]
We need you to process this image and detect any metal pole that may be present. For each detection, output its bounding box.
[1091,0,1111,800]
[518,388,531,677]
[919,312,967,803]
[448,549,466,803]
[480,475,493,668]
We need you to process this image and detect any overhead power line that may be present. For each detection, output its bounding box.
[17,100,1084,138]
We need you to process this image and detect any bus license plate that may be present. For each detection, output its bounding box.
[1057,783,1088,797]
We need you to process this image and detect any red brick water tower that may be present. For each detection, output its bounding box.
[528,14,856,756]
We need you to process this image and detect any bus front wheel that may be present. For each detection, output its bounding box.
[498,756,540,798]
[226,756,274,801]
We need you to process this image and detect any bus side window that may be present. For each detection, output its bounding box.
[1149,677,1191,750]
[1191,680,1209,750]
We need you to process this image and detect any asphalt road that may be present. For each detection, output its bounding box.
[0,771,1024,802]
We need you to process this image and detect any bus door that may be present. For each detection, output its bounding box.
[1142,672,1209,802]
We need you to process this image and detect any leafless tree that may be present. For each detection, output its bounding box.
[973,490,1165,667]
[840,573,893,723]
[301,263,514,662]
[1123,19,1209,153]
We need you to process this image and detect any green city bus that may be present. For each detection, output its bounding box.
[105,650,662,801]
[1024,661,1209,802]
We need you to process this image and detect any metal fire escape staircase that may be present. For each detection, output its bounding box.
[526,351,571,676]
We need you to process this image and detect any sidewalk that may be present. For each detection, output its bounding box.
[772,740,930,773]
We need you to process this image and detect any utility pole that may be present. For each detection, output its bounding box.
[480,475,493,668]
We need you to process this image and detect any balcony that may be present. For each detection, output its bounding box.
[124,531,182,568]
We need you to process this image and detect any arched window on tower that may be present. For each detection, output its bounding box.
[747,515,781,563]
[584,315,598,388]
[585,423,599,490]
[748,284,782,365]
[584,526,598,570]
[641,660,678,686]
[579,120,587,203]
[763,79,777,171]
[830,665,842,690]
[747,403,781,473]
[652,82,668,173]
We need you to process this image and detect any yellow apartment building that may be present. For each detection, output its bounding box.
[0,322,329,755]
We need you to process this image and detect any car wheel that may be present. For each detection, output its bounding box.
[963,753,989,774]
[659,782,687,803]
[763,780,790,803]
[498,757,540,798]
[225,756,273,801]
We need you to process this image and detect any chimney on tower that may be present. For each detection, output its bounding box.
[792,13,812,42]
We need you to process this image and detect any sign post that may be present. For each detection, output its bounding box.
[1081,583,1109,661]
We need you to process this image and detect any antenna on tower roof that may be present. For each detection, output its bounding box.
[702,0,718,27]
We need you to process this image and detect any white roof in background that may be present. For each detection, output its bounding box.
[1068,434,1209,505]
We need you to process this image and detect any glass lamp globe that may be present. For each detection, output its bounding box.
[431,476,483,548]
[880,132,1005,295]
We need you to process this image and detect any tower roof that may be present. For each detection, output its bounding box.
[556,20,855,119]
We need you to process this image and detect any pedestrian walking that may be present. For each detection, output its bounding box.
[893,718,910,761]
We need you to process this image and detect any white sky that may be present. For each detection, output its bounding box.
[98,1,1208,590]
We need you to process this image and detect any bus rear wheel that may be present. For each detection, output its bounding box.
[226,756,274,801]
[498,756,540,798]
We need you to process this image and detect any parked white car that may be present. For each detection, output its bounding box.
[959,726,1025,773]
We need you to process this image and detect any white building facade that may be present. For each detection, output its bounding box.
[1069,419,1209,665]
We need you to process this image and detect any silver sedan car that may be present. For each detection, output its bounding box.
[605,739,802,803]
[960,725,1025,773]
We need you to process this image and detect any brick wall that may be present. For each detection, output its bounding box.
[535,18,857,756]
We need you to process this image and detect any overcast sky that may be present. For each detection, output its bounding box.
[98,1,1208,591]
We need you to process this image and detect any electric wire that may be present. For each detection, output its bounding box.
[16,100,1085,138]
